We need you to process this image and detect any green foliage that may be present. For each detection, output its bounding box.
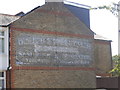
[109,55,120,76]
[91,3,119,17]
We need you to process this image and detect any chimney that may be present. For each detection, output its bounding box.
[45,0,64,2]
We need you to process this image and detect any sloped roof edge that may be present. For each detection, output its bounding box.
[0,13,20,17]
[64,0,91,9]
[94,34,112,42]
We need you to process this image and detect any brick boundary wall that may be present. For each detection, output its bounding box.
[9,27,95,88]
[97,77,119,89]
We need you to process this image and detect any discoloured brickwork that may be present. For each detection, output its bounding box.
[14,30,94,67]
[9,2,96,88]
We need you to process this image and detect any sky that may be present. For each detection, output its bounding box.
[0,0,119,55]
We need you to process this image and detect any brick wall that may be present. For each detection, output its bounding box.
[14,70,96,88]
[9,2,96,88]
[94,39,112,76]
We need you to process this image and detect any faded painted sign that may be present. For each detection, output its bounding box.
[15,33,93,66]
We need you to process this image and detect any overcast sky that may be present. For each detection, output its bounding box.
[0,0,119,55]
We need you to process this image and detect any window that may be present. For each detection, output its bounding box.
[0,31,5,53]
[0,72,6,89]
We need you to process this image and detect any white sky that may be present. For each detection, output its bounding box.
[0,0,119,55]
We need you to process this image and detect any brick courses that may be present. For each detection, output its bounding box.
[9,2,96,88]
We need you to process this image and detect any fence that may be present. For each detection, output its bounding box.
[97,76,120,90]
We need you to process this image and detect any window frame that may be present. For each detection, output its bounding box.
[0,29,8,55]
[0,27,9,70]
[0,72,6,89]
[0,30,5,54]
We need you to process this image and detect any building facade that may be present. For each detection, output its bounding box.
[0,14,20,89]
[9,1,96,88]
[0,0,112,88]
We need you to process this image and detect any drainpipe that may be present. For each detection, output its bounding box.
[7,26,12,89]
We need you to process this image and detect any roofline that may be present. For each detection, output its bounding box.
[23,6,40,16]
[0,25,8,27]
[94,39,112,42]
[64,0,91,9]
[0,13,20,18]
